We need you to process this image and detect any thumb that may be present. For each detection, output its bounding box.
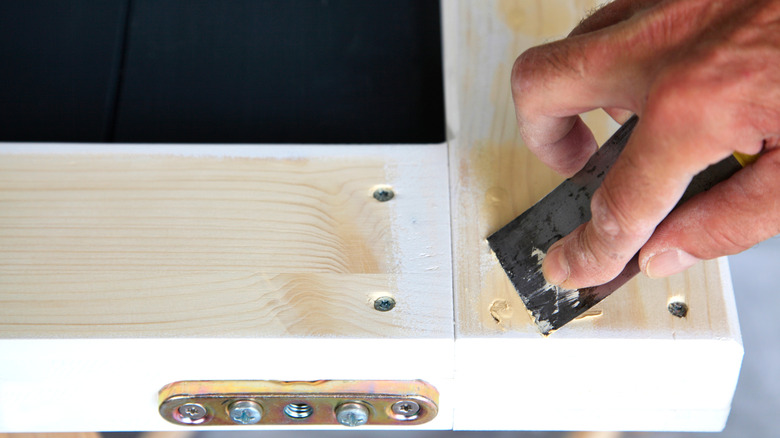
[540,105,734,289]
[640,149,780,278]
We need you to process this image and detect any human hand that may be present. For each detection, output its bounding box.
[511,0,780,289]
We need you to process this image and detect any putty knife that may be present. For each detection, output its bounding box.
[487,115,755,335]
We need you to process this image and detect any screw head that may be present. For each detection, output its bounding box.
[668,301,689,318]
[228,400,263,425]
[177,403,208,423]
[391,400,420,419]
[335,402,370,427]
[373,187,394,202]
[373,296,396,312]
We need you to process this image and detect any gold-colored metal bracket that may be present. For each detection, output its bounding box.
[159,380,439,427]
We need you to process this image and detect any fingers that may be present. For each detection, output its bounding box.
[568,0,662,127]
[511,35,641,177]
[511,0,659,177]
[541,96,736,288]
[639,149,780,278]
[512,0,722,178]
[518,115,599,177]
[515,0,780,290]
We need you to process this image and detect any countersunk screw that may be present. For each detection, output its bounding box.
[374,296,396,312]
[373,187,394,202]
[391,400,420,419]
[177,403,207,422]
[335,402,370,427]
[228,400,263,425]
[668,301,689,318]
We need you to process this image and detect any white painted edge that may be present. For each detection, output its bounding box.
[454,336,743,431]
[0,338,454,432]
[0,143,456,431]
[453,258,744,431]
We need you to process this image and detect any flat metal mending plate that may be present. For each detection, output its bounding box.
[159,380,439,427]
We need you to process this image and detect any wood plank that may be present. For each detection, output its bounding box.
[445,0,742,431]
[0,144,454,432]
[0,146,451,339]
[0,1,746,432]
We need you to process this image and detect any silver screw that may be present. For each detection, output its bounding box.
[177,403,208,422]
[668,301,689,318]
[373,187,394,202]
[391,400,420,419]
[374,296,396,312]
[228,400,263,425]
[335,402,370,427]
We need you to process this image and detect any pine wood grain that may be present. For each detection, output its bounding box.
[0,145,455,432]
[0,147,452,339]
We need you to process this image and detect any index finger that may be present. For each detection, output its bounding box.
[542,108,721,288]
[510,0,701,176]
[511,32,641,176]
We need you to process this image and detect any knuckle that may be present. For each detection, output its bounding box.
[705,222,753,257]
[511,47,544,100]
[511,44,577,100]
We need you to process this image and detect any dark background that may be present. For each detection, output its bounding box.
[0,0,445,143]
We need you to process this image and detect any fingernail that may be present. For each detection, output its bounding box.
[646,249,699,278]
[542,244,570,286]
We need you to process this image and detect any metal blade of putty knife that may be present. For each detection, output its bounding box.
[487,115,745,335]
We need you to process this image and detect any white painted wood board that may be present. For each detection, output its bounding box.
[0,0,746,432]
[444,0,743,431]
[0,144,454,431]
[0,339,454,432]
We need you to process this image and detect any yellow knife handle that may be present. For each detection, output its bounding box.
[733,151,760,167]
[679,151,759,205]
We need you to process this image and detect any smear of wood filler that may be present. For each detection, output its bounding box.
[532,247,604,324]
[496,0,575,37]
[516,247,563,332]
[575,310,603,320]
[489,299,513,324]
